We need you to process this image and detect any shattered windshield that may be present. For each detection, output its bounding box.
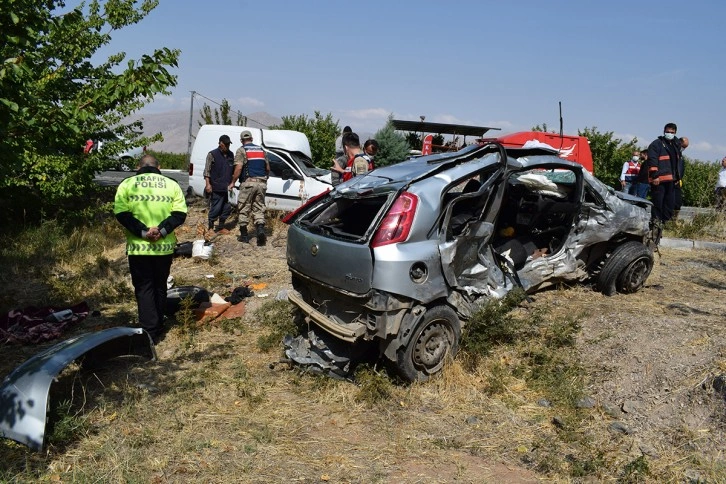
[289,152,329,177]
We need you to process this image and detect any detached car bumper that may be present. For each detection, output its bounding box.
[0,327,155,450]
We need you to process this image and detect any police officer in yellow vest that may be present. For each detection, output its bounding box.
[114,154,187,343]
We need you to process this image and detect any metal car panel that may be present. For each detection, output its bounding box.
[0,327,155,450]
[287,224,374,295]
[266,151,304,212]
[371,239,448,303]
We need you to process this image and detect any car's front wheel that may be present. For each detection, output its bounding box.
[396,305,460,382]
[118,159,132,172]
[596,241,653,296]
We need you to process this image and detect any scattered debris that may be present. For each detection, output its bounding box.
[0,302,90,345]
[165,286,210,317]
[210,293,227,304]
[225,286,254,304]
[283,330,353,380]
[193,302,231,323]
[192,239,213,259]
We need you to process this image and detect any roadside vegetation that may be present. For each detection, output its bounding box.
[664,211,726,241]
[147,150,188,171]
[1,0,179,225]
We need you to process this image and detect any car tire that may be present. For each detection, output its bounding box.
[596,241,653,296]
[396,305,460,382]
[119,159,132,172]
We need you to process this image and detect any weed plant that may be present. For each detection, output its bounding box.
[255,300,299,352]
[665,211,726,241]
[47,399,89,446]
[620,455,651,483]
[354,366,394,405]
[174,295,200,346]
[459,289,529,366]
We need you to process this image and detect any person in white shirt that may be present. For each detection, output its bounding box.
[619,150,641,195]
[716,156,726,210]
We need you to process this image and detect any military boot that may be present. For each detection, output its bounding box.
[237,226,249,243]
[255,224,266,246]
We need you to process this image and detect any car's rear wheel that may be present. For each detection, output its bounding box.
[596,241,653,296]
[396,305,460,382]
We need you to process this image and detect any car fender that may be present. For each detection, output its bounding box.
[382,305,427,361]
[0,327,155,450]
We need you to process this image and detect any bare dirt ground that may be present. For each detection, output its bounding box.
[2,201,725,482]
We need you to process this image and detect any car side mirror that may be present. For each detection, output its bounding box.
[281,168,302,180]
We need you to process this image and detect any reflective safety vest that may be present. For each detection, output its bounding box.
[242,143,268,179]
[114,172,187,255]
[624,161,639,181]
[342,154,373,182]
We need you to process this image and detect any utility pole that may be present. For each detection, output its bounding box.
[186,90,195,164]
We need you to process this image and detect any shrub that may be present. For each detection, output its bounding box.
[682,158,721,207]
[256,300,299,352]
[147,150,188,170]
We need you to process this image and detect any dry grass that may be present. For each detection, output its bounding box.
[665,210,726,241]
[1,204,725,482]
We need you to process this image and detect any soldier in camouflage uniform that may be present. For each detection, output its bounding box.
[230,130,271,245]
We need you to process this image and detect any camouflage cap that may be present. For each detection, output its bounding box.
[241,130,253,140]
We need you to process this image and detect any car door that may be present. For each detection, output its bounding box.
[265,151,304,211]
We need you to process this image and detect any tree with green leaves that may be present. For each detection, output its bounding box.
[405,132,422,150]
[0,0,179,220]
[578,127,638,189]
[373,116,410,167]
[269,111,339,167]
[682,157,721,207]
[531,123,556,133]
[199,98,246,126]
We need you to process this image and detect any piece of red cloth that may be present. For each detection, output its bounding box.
[0,301,90,345]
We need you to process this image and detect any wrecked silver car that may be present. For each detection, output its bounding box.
[284,143,658,381]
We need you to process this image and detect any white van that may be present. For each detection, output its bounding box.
[188,125,332,212]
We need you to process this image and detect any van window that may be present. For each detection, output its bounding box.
[268,152,295,178]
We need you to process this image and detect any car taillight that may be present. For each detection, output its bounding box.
[371,192,418,247]
[281,188,331,224]
[188,163,193,176]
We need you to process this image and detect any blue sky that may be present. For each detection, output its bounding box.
[94,0,725,162]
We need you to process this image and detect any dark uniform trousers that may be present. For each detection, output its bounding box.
[650,181,675,222]
[129,254,173,338]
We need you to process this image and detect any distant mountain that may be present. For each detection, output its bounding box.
[133,110,283,154]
